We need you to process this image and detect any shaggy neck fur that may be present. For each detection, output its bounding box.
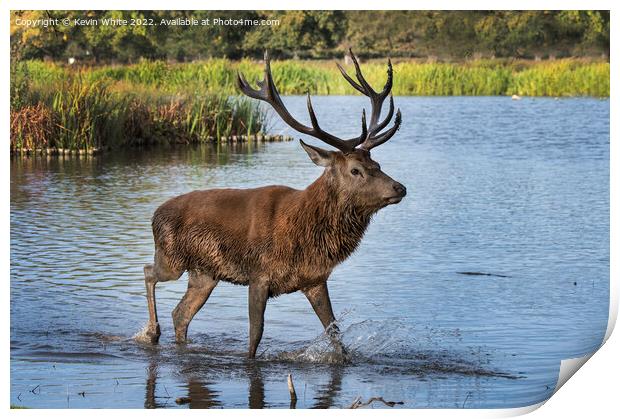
[285,170,375,267]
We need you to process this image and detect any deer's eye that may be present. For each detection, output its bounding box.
[351,168,361,176]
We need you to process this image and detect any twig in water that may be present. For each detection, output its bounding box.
[462,392,472,408]
[17,393,22,402]
[349,396,362,408]
[287,373,297,408]
[349,396,404,409]
[287,374,297,400]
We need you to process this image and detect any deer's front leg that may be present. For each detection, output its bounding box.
[248,281,269,359]
[303,282,347,356]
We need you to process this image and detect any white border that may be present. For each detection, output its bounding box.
[2,1,617,417]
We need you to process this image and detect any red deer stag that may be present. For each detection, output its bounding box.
[143,49,406,358]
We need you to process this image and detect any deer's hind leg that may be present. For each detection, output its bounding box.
[172,270,219,344]
[143,249,183,344]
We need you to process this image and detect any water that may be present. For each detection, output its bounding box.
[10,96,609,409]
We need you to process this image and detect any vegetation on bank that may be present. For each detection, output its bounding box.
[19,57,611,97]
[10,62,268,153]
[10,57,609,153]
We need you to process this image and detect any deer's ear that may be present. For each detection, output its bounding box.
[300,140,335,167]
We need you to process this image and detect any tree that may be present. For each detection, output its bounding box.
[10,10,611,62]
[243,11,346,58]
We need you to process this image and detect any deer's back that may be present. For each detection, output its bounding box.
[151,186,299,286]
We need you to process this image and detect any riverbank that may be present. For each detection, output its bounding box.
[10,62,273,153]
[10,58,609,153]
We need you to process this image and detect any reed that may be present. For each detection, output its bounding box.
[10,57,609,152]
[25,57,609,97]
[507,60,610,97]
[10,104,55,151]
[10,65,269,153]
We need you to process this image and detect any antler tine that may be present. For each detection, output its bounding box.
[360,109,402,150]
[359,109,368,142]
[336,62,366,95]
[336,49,400,151]
[337,49,394,147]
[366,94,394,136]
[237,51,359,153]
[348,49,376,98]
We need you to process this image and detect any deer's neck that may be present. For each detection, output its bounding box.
[291,173,372,265]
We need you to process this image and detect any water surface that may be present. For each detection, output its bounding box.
[10,96,609,408]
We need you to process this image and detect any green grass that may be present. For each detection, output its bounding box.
[10,62,268,152]
[24,57,609,97]
[10,57,609,152]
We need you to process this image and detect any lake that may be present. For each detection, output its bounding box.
[10,96,609,408]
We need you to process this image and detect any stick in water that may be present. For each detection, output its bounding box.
[349,396,404,409]
[287,374,297,401]
[287,374,298,409]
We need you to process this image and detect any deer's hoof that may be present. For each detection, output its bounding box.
[146,323,161,344]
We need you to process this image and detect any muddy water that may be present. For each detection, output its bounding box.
[10,97,609,408]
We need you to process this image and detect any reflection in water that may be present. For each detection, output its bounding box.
[10,141,269,179]
[144,362,160,409]
[247,363,265,409]
[311,366,343,409]
[186,379,221,409]
[145,350,223,409]
[143,351,346,409]
[11,97,609,408]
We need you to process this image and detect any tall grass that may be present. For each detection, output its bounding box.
[51,78,127,151]
[10,64,268,153]
[34,57,610,97]
[10,57,609,152]
[508,60,610,97]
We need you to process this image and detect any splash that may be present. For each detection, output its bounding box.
[342,319,416,357]
[271,318,415,364]
[267,318,518,378]
[132,324,154,345]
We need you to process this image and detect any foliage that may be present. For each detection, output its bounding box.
[19,58,608,97]
[10,10,610,62]
[10,65,268,152]
[11,104,55,150]
[243,11,346,58]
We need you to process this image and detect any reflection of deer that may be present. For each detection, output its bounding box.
[312,366,344,409]
[144,357,345,409]
[144,359,220,409]
[143,49,406,358]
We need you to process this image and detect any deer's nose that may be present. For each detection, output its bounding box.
[393,183,407,197]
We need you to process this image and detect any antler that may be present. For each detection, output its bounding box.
[336,48,402,151]
[237,51,365,153]
[237,50,401,153]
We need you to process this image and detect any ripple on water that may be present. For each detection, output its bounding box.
[10,97,609,408]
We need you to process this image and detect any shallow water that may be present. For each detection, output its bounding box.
[10,96,609,408]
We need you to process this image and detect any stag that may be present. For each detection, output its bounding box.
[143,50,406,358]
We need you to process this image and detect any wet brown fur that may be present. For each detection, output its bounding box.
[152,153,376,297]
[144,146,405,357]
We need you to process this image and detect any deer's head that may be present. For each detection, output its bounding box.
[238,49,406,212]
